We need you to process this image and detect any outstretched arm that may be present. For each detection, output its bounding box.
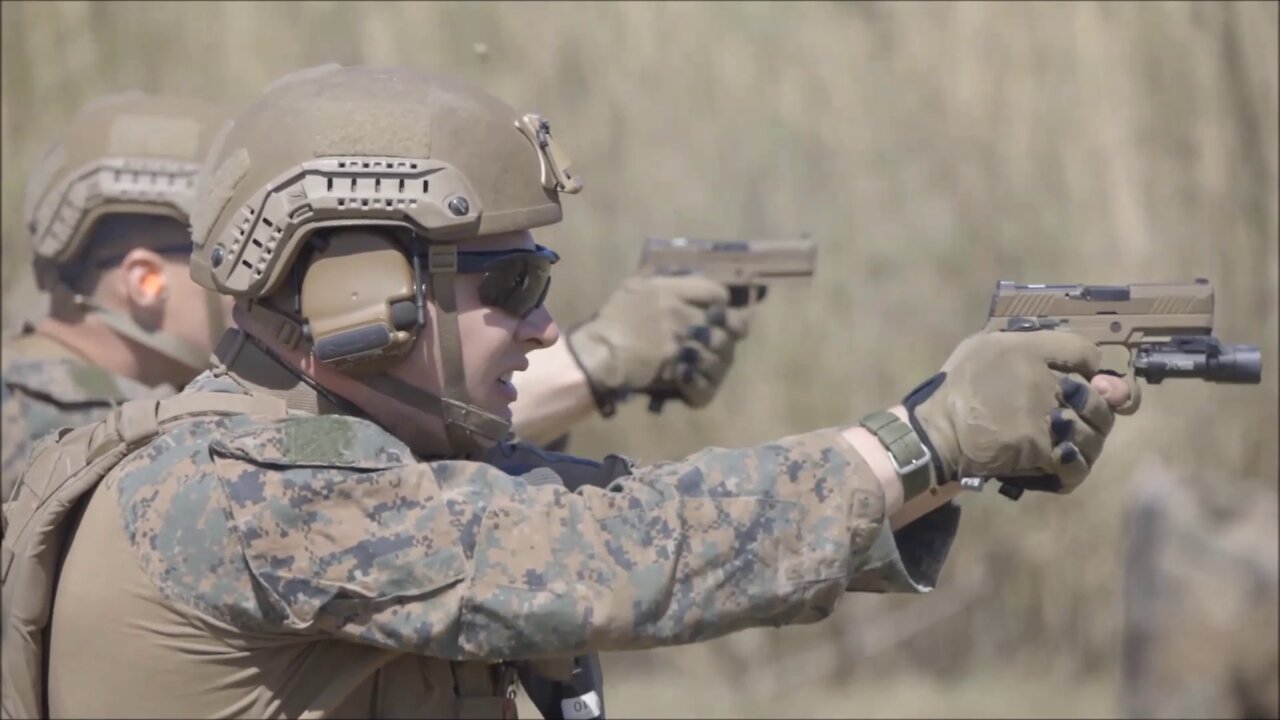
[510,341,597,446]
[209,421,927,662]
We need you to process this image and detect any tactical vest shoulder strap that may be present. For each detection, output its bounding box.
[0,391,286,719]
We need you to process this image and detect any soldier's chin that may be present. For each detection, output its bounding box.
[492,404,514,424]
[478,390,515,424]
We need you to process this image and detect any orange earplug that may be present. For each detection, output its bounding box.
[141,271,166,297]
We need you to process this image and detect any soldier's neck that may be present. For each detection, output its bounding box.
[34,316,140,380]
[214,327,469,461]
[213,328,362,418]
[34,315,194,390]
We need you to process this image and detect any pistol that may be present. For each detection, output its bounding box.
[968,278,1262,499]
[637,237,817,307]
[637,237,817,411]
[983,279,1261,383]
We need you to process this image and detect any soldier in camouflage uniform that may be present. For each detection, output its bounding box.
[0,88,752,719]
[1,93,233,515]
[0,89,754,533]
[5,65,1136,718]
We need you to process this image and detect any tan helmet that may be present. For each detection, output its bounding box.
[192,64,581,454]
[23,92,233,374]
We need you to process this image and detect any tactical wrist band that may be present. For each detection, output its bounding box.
[858,410,934,503]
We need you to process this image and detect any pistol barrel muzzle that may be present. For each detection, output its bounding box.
[1208,343,1263,384]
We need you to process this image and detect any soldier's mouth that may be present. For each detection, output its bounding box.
[496,372,518,401]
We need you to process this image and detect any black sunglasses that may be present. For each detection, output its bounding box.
[421,244,559,318]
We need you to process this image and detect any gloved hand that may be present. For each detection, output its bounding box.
[566,275,753,415]
[902,331,1135,495]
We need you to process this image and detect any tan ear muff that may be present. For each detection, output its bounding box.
[300,228,421,375]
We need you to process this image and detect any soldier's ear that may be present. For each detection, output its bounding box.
[119,248,170,310]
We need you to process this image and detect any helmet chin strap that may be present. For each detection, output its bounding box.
[203,286,229,361]
[358,371,510,458]
[419,243,512,455]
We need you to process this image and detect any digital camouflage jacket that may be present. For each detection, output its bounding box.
[34,341,961,718]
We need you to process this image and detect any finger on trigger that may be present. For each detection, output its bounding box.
[1026,331,1103,376]
[1051,441,1090,493]
[1112,372,1142,416]
[1057,373,1115,436]
[659,275,731,308]
[1090,370,1132,409]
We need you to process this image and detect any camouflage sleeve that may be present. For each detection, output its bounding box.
[204,416,956,662]
[492,438,961,595]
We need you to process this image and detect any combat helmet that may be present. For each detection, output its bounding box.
[23,92,233,373]
[190,64,582,454]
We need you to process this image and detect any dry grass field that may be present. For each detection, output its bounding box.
[3,2,1276,717]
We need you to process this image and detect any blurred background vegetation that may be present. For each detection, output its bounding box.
[2,1,1276,717]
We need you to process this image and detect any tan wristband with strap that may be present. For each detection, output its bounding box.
[858,410,934,503]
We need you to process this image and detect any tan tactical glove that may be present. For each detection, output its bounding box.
[567,275,753,416]
[903,331,1127,496]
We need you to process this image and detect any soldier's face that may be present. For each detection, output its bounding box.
[390,230,561,426]
[109,217,233,381]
